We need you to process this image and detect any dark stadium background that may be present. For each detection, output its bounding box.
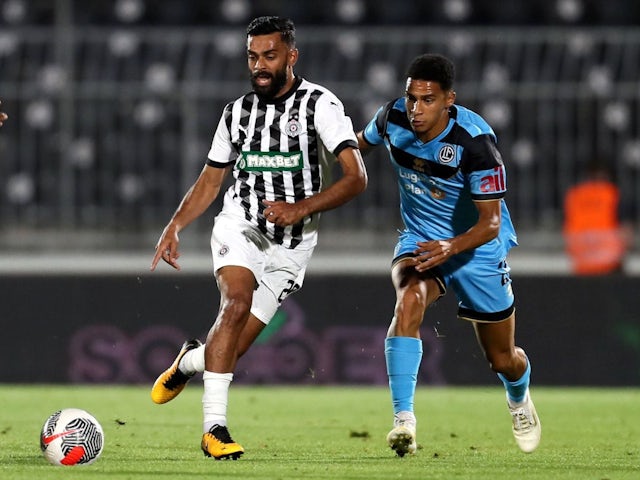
[1,0,639,386]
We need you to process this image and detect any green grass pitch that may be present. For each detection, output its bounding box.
[1,385,638,479]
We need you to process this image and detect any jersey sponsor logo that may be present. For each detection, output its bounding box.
[412,158,428,172]
[284,117,302,138]
[218,244,229,257]
[400,170,426,183]
[430,186,446,200]
[400,170,446,198]
[438,144,456,164]
[403,183,428,195]
[400,170,428,195]
[479,166,506,193]
[237,151,304,172]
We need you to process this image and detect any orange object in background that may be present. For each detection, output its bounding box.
[563,177,627,275]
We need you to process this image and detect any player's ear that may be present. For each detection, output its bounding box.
[446,90,456,107]
[288,48,299,67]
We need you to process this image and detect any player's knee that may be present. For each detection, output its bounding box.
[399,287,427,314]
[485,349,515,374]
[219,297,252,324]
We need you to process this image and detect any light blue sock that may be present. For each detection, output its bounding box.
[498,358,531,403]
[385,336,423,414]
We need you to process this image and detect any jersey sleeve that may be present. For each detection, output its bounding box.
[206,104,236,168]
[361,102,395,146]
[464,134,508,200]
[313,92,358,156]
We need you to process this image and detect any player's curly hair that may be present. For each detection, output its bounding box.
[406,54,455,91]
[246,16,296,48]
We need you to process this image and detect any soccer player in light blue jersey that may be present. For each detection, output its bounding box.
[356,54,541,456]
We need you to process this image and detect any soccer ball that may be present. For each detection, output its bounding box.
[40,408,104,466]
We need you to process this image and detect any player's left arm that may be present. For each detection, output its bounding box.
[263,145,367,226]
[413,199,501,272]
[264,92,368,225]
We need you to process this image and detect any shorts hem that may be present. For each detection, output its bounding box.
[391,254,447,297]
[457,304,515,323]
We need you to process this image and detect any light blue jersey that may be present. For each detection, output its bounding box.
[363,99,517,262]
[363,99,518,319]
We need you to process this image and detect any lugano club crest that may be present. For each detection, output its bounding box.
[438,144,456,164]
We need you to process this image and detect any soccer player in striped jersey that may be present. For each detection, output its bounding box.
[150,16,367,459]
[356,54,540,456]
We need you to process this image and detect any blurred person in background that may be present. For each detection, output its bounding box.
[149,16,366,460]
[563,160,633,275]
[0,100,7,126]
[356,53,540,457]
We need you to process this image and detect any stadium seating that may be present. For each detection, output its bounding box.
[0,0,638,250]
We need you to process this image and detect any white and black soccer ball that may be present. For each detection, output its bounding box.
[40,408,104,466]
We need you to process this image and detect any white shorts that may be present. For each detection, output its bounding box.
[210,212,314,325]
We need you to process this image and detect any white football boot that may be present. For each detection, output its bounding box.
[508,389,541,453]
[386,411,417,457]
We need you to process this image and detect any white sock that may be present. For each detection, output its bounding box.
[202,371,233,432]
[178,344,206,375]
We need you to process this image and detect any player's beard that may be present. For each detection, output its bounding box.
[250,66,288,99]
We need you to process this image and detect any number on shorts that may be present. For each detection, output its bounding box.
[498,260,511,286]
[278,280,301,302]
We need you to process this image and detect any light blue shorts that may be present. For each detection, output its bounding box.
[393,231,515,322]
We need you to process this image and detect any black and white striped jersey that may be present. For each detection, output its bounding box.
[206,77,358,249]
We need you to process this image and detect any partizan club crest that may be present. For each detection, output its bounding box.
[284,117,302,137]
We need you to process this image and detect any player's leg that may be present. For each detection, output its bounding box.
[385,257,443,457]
[150,242,304,405]
[151,212,266,405]
[472,312,528,398]
[200,264,254,459]
[201,236,312,460]
[150,315,265,405]
[456,257,540,453]
[200,311,267,461]
[198,213,271,460]
[205,265,256,372]
[473,315,541,453]
[181,315,265,370]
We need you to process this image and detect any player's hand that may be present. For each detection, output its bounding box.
[262,199,308,226]
[150,225,181,271]
[413,239,455,271]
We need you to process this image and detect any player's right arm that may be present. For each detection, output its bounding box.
[150,164,231,271]
[356,100,395,154]
[356,131,374,154]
